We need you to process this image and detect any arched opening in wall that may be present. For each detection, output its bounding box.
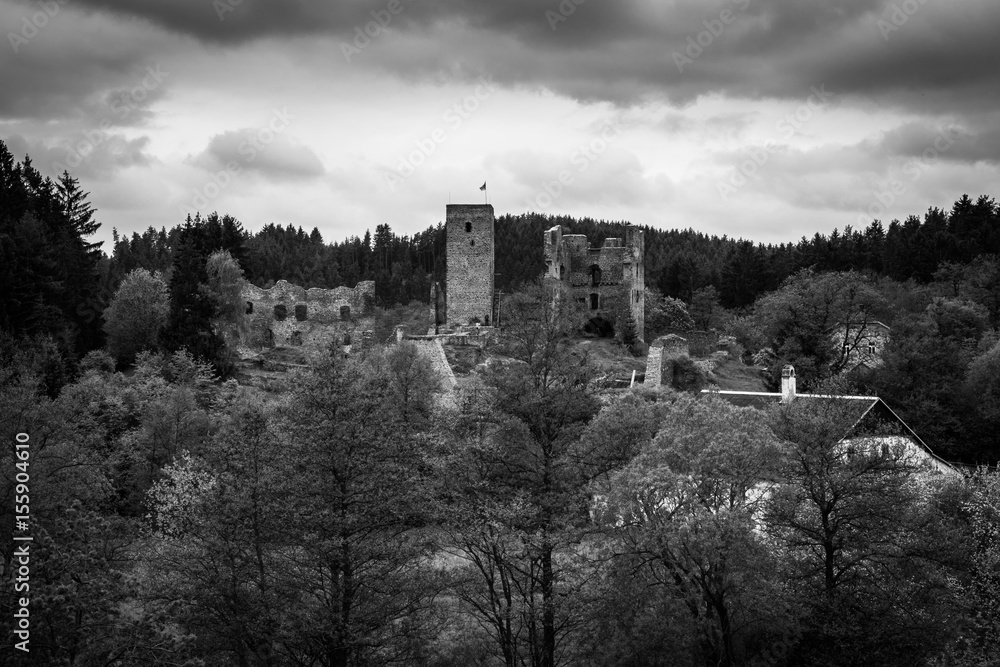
[465,222,472,233]
[295,304,308,321]
[590,293,599,310]
[590,264,602,286]
[274,304,287,321]
[560,265,566,280]
[246,301,254,314]
[340,305,351,320]
[583,316,615,338]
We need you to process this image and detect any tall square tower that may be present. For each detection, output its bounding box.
[446,204,495,326]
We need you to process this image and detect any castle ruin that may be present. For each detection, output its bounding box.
[445,204,496,327]
[543,225,645,342]
[240,279,375,356]
[644,334,689,386]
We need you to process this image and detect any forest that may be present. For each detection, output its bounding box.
[3,138,1000,666]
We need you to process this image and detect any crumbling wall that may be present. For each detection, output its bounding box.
[644,334,689,386]
[543,225,645,341]
[410,338,458,392]
[241,279,375,356]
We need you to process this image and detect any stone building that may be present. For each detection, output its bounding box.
[240,279,375,355]
[446,204,496,327]
[543,224,645,342]
[830,320,890,374]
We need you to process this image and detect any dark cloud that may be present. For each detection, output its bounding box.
[875,120,1000,165]
[60,0,1000,118]
[193,127,325,180]
[2,2,173,122]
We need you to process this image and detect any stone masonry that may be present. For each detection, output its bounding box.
[543,224,645,342]
[241,279,375,355]
[644,334,689,386]
[446,204,495,327]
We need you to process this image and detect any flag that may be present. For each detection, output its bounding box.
[480,181,487,191]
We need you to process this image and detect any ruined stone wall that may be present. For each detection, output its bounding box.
[627,227,645,339]
[446,204,495,326]
[410,338,458,392]
[644,334,689,386]
[543,224,645,341]
[241,279,375,355]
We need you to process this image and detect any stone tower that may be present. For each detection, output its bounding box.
[542,224,645,342]
[446,204,495,326]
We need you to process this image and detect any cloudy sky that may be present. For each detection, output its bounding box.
[3,0,999,250]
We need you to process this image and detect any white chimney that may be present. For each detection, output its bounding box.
[781,365,796,403]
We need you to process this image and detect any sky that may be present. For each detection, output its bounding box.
[3,0,999,251]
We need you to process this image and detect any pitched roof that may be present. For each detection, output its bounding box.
[699,389,955,472]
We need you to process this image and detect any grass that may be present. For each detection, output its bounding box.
[707,358,767,392]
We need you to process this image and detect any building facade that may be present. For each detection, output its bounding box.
[543,224,645,342]
[831,320,890,374]
[241,279,375,355]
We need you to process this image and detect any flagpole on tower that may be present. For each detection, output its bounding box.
[480,181,487,205]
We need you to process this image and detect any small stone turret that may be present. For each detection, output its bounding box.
[781,365,796,403]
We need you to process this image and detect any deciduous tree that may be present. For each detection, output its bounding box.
[103,268,169,366]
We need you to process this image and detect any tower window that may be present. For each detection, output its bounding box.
[246,301,253,314]
[590,293,599,310]
[274,304,287,321]
[590,264,602,287]
[295,304,308,321]
[470,240,475,247]
[868,342,877,355]
[340,305,351,320]
[465,222,472,233]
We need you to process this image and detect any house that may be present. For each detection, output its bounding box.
[700,365,955,475]
[829,319,891,374]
